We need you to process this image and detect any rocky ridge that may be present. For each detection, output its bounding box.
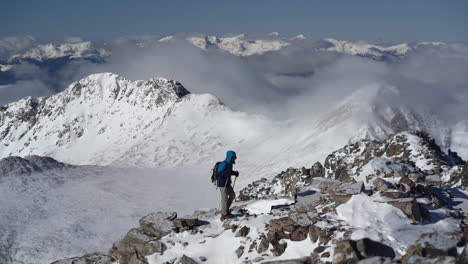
[52,131,468,264]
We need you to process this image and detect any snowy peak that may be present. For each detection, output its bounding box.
[62,73,190,107]
[8,41,110,63]
[0,73,263,167]
[186,34,289,56]
[0,73,195,164]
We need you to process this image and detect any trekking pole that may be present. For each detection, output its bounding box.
[232,176,237,190]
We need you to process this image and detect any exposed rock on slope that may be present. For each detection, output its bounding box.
[51,131,468,264]
[323,131,464,186]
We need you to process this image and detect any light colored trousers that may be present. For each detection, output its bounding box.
[219,185,236,215]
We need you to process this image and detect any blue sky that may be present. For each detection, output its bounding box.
[2,0,468,42]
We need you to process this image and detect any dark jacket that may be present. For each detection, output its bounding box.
[217,151,237,187]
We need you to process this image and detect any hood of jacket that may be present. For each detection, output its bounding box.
[224,151,237,164]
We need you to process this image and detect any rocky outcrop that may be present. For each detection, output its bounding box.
[110,212,202,264]
[239,162,325,201]
[323,131,464,185]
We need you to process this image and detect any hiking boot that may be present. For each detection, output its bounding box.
[220,213,235,221]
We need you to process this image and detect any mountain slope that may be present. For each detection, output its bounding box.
[0,73,269,168]
[1,74,461,186]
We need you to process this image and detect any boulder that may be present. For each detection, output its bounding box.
[270,240,287,256]
[309,226,335,245]
[399,177,416,188]
[139,212,177,238]
[290,225,309,241]
[387,198,431,222]
[235,226,250,237]
[257,236,270,253]
[373,177,393,193]
[113,228,166,257]
[235,246,245,258]
[175,255,198,264]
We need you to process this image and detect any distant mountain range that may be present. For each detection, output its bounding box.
[1,34,466,80]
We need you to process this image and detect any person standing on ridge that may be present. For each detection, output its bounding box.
[217,150,239,220]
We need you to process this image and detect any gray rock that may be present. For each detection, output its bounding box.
[253,257,264,263]
[387,198,431,222]
[175,255,198,264]
[257,237,270,253]
[139,212,177,238]
[235,226,250,237]
[199,256,207,262]
[270,240,287,256]
[113,228,166,261]
[319,180,340,194]
[373,177,393,193]
[236,246,245,258]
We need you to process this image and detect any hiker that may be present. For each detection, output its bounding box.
[217,150,239,220]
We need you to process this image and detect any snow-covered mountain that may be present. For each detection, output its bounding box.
[186,34,290,56]
[7,41,110,63]
[0,73,269,168]
[1,73,462,185]
[164,33,458,59]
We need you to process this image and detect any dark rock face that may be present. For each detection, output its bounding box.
[333,238,395,263]
[355,238,395,259]
[50,252,114,264]
[0,155,73,178]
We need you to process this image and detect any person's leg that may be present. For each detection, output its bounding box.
[227,185,236,213]
[219,187,229,215]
